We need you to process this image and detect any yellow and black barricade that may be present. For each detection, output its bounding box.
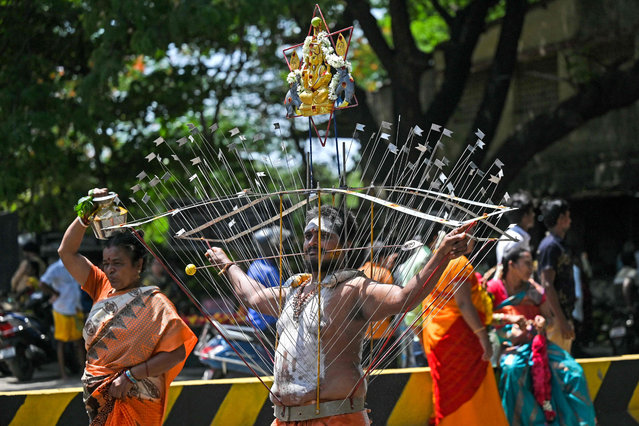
[1,355,638,425]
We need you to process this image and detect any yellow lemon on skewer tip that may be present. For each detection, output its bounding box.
[185,264,197,276]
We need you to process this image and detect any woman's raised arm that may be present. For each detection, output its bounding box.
[58,188,108,285]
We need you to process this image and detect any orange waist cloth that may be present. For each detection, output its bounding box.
[271,410,371,426]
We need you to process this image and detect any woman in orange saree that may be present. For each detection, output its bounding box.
[59,188,197,425]
[422,255,508,426]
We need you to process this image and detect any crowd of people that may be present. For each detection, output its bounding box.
[403,193,598,425]
[4,185,637,426]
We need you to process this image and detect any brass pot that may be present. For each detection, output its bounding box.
[90,193,128,240]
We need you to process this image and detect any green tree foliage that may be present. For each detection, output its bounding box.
[0,0,321,232]
[2,0,638,235]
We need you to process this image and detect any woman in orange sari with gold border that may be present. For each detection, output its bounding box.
[59,188,197,425]
[422,254,508,426]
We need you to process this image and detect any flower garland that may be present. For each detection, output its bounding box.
[531,329,556,422]
[287,31,353,102]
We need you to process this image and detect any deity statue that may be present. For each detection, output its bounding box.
[298,18,334,116]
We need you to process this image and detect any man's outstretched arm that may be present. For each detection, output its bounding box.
[361,224,472,321]
[206,247,283,317]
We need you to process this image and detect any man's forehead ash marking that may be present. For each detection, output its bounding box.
[304,217,338,237]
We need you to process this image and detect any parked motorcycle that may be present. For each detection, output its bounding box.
[607,281,638,355]
[195,320,273,379]
[0,292,56,381]
[609,309,637,355]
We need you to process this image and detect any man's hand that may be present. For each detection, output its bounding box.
[438,223,473,259]
[205,247,233,269]
[108,373,133,399]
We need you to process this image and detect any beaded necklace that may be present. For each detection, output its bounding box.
[292,277,316,322]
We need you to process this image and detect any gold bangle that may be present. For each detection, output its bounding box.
[473,326,485,334]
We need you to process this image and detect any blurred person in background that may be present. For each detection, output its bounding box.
[10,241,47,301]
[537,198,575,353]
[142,257,177,300]
[614,248,638,315]
[40,258,85,380]
[393,234,432,367]
[359,239,399,367]
[495,191,535,267]
[245,226,291,346]
[487,247,595,425]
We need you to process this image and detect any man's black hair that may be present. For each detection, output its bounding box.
[504,191,534,224]
[539,198,569,229]
[306,205,357,245]
[502,246,530,276]
[104,230,147,270]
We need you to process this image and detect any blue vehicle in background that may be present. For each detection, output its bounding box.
[195,319,273,380]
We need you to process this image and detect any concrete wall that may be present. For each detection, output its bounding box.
[367,0,639,198]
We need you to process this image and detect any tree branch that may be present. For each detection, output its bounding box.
[389,0,426,66]
[467,0,528,164]
[424,0,498,126]
[429,0,453,26]
[490,58,639,187]
[345,0,395,72]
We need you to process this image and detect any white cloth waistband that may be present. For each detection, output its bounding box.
[274,397,366,422]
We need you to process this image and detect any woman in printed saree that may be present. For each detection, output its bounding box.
[486,246,595,426]
[59,188,197,426]
[422,251,508,426]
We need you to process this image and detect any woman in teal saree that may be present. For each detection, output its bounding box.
[486,247,595,426]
